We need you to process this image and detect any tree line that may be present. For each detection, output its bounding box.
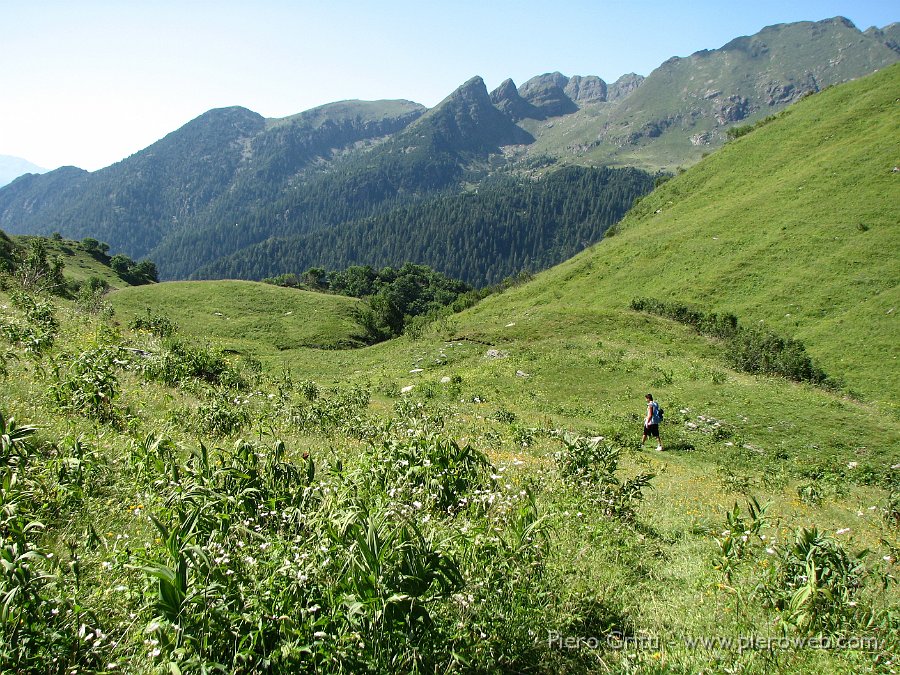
[197,166,656,287]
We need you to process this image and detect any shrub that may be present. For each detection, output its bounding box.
[762,527,867,635]
[129,309,176,338]
[713,497,769,583]
[373,429,495,513]
[631,297,829,386]
[50,346,123,424]
[74,277,113,316]
[554,434,654,521]
[184,391,250,437]
[141,340,243,388]
[728,328,827,384]
[0,292,59,355]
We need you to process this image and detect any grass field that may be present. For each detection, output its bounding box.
[0,66,897,674]
[109,280,366,355]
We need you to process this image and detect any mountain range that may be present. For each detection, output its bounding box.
[0,155,47,188]
[0,16,896,284]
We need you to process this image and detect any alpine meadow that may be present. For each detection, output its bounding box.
[0,14,898,675]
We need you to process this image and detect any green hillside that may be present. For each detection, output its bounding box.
[0,64,897,675]
[109,280,366,353]
[479,63,900,405]
[2,233,146,291]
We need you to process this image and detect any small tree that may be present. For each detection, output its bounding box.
[18,239,65,293]
[81,238,110,258]
[109,254,133,276]
[303,267,327,289]
[132,260,159,283]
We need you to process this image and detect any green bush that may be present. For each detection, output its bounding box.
[762,527,867,635]
[50,346,123,424]
[372,429,495,513]
[0,292,59,355]
[141,340,244,389]
[554,433,654,520]
[184,391,250,437]
[632,297,829,386]
[129,309,176,338]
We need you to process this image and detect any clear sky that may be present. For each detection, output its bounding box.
[2,0,896,172]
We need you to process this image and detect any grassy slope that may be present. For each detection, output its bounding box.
[108,280,366,354]
[12,234,133,290]
[1,67,897,674]
[260,67,899,477]
[503,64,900,405]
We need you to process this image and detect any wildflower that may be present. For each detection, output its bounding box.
[847,461,858,469]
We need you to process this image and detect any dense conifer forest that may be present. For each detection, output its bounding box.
[196,166,655,286]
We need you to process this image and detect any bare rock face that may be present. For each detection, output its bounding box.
[762,74,819,106]
[564,75,608,103]
[519,72,579,117]
[715,95,752,123]
[490,79,543,121]
[690,132,711,146]
[608,73,645,101]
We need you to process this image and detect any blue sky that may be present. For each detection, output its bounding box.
[1,0,896,171]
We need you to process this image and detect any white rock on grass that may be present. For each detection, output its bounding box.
[440,376,452,384]
[400,385,415,394]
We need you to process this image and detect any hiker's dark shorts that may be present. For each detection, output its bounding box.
[644,423,659,438]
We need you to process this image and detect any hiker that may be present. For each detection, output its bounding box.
[641,393,663,451]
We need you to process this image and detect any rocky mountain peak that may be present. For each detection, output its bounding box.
[608,73,645,101]
[413,75,534,153]
[564,75,608,103]
[489,78,542,121]
[518,72,578,117]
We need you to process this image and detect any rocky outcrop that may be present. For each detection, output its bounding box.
[564,75,607,103]
[761,74,819,106]
[607,73,645,101]
[715,95,752,123]
[519,72,579,117]
[489,79,543,121]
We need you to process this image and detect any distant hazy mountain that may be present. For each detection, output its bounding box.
[0,16,895,283]
[0,155,47,187]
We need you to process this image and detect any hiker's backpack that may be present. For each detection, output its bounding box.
[657,406,664,422]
